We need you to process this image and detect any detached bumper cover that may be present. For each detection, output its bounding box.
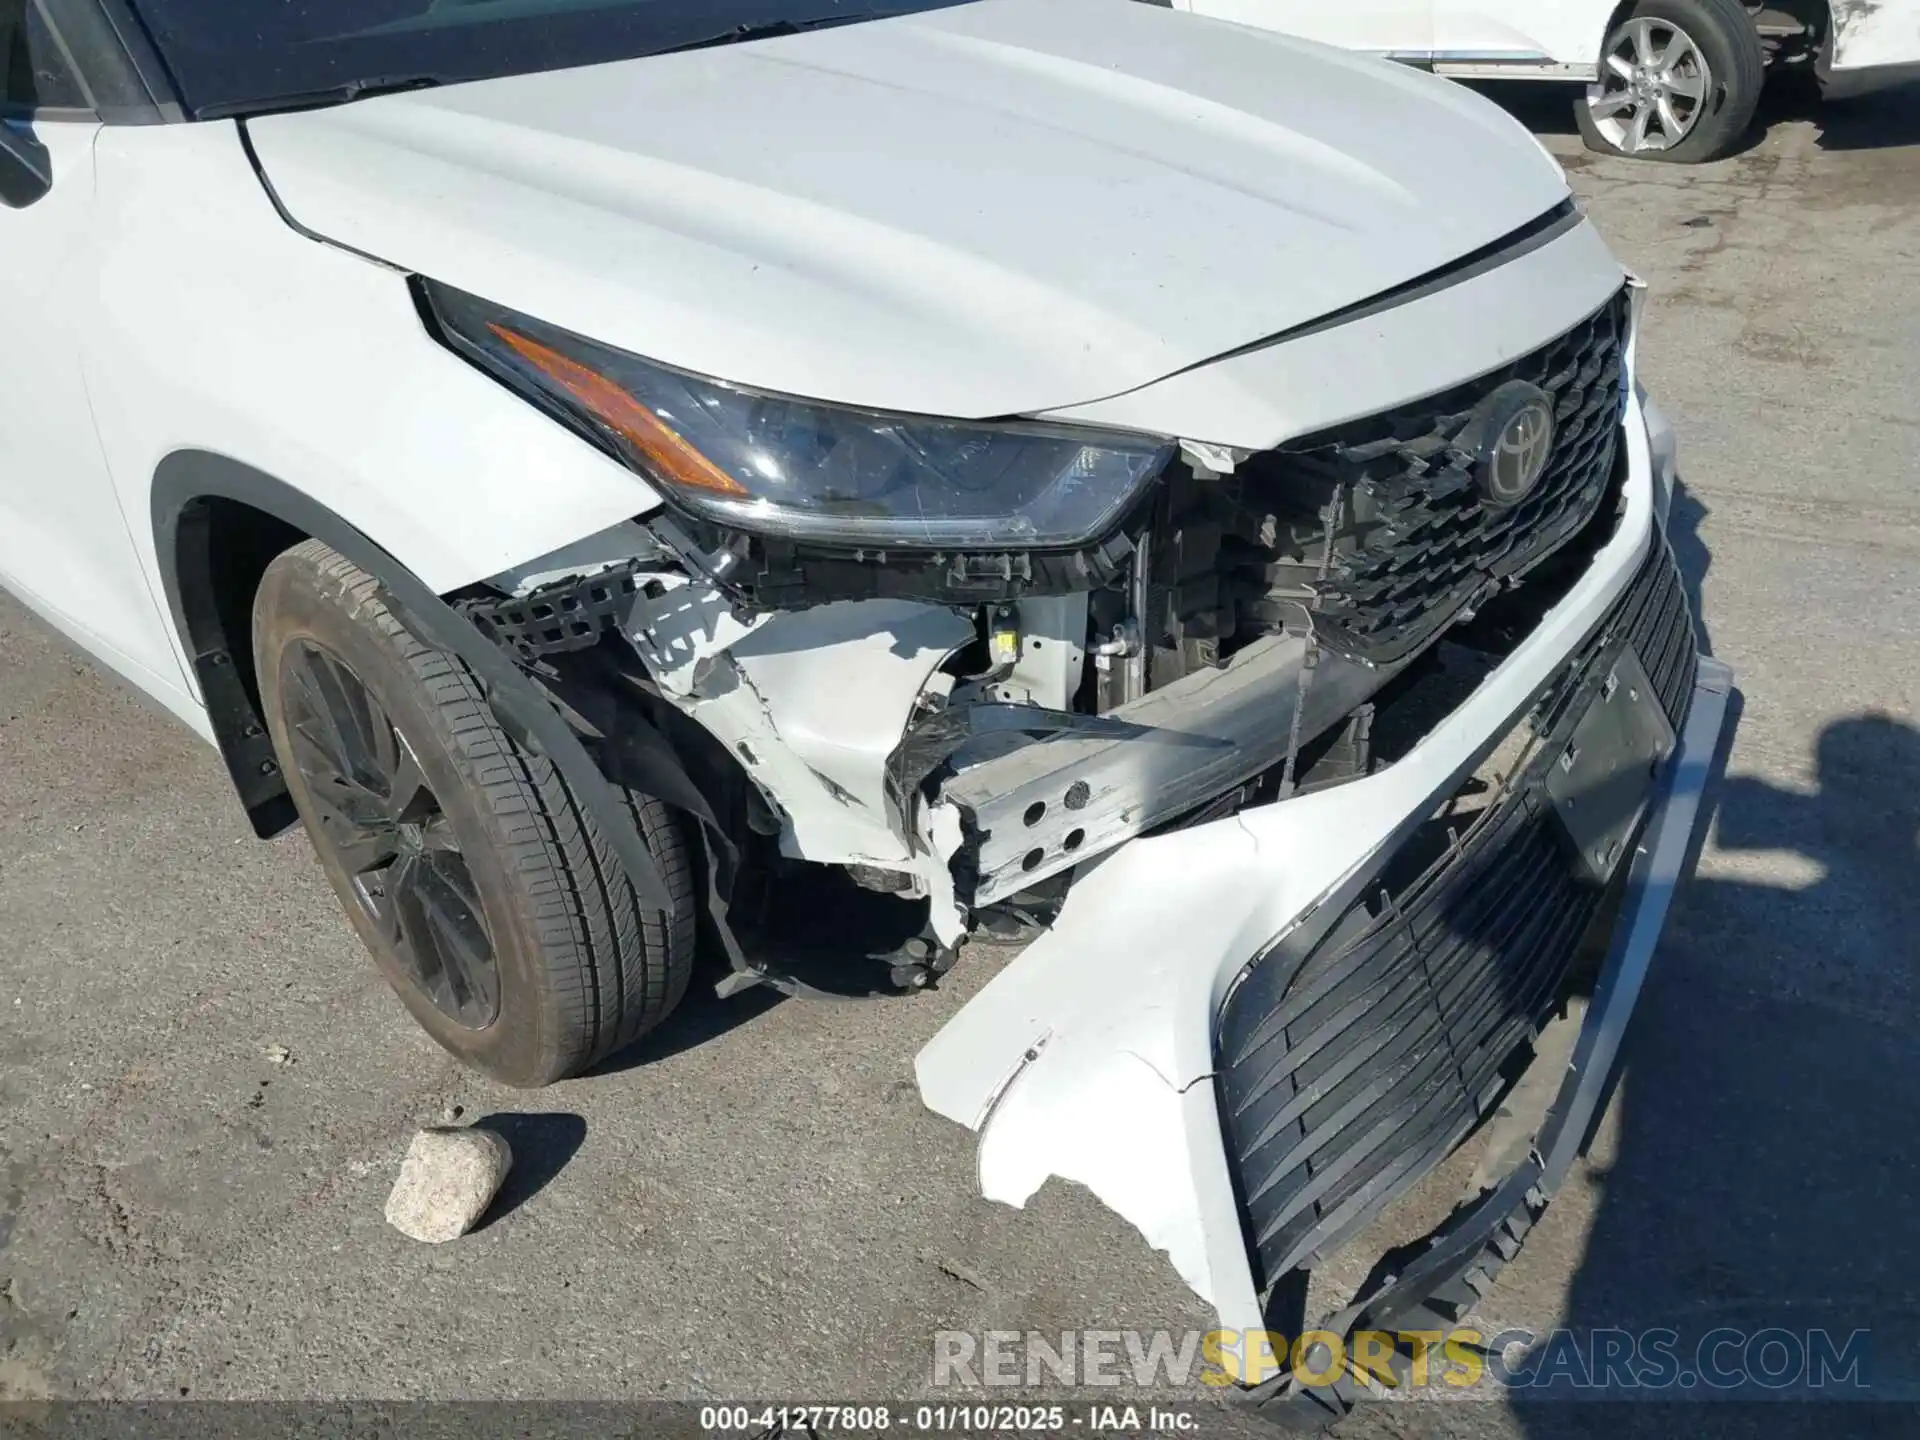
[1243,650,1731,1418]
[915,388,1733,1382]
[1216,534,1700,1300]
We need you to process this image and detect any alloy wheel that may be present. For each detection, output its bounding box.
[282,641,500,1028]
[1586,18,1713,154]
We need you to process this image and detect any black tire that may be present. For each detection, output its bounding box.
[1576,0,1765,163]
[253,539,697,1087]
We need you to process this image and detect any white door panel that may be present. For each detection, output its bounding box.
[0,120,192,696]
[1432,0,1604,63]
[0,570,214,741]
[1178,0,1433,56]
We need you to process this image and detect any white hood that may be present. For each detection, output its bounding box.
[246,0,1568,419]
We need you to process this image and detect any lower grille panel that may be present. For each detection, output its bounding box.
[1215,533,1697,1292]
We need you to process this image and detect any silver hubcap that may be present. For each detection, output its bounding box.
[1586,18,1712,153]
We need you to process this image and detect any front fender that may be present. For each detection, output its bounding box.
[75,121,680,903]
[147,452,676,909]
[83,121,663,618]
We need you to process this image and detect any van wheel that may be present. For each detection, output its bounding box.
[253,539,697,1087]
[1577,0,1765,162]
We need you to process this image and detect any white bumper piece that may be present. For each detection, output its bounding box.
[1825,0,1920,96]
[915,383,1728,1339]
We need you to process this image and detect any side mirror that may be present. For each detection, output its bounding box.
[0,120,51,208]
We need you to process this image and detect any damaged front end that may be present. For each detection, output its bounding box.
[909,378,1736,1420]
[428,266,1643,967]
[420,212,1731,1416]
[915,525,1731,1418]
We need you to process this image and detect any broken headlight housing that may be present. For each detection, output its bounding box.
[421,280,1174,549]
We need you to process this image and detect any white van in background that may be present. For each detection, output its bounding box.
[1166,0,1920,161]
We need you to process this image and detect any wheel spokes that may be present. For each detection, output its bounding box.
[332,823,402,880]
[387,851,468,1021]
[328,652,392,792]
[1592,17,1709,154]
[1629,18,1661,67]
[286,662,363,790]
[285,723,388,823]
[371,718,436,824]
[419,814,463,854]
[403,853,497,1025]
[297,650,387,794]
[360,850,415,952]
[1666,68,1706,100]
[284,639,499,1030]
[1629,104,1655,151]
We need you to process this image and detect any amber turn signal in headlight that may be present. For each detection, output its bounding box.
[420,278,1173,549]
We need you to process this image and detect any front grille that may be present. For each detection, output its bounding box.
[1602,529,1698,730]
[1253,289,1631,668]
[1215,532,1695,1292]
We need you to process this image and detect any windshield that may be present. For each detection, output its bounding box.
[127,0,970,118]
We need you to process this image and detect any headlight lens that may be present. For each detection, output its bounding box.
[421,280,1174,549]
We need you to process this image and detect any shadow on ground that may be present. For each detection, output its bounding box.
[1786,77,1920,153]
[1504,708,1920,1431]
[1497,470,1920,1436]
[1498,486,1919,1431]
[584,961,786,1075]
[1332,491,1916,1436]
[1666,480,1713,655]
[470,1111,587,1228]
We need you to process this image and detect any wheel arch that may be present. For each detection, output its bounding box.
[1604,0,1824,60]
[149,449,674,907]
[1605,0,1642,45]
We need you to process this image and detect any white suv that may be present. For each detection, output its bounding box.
[2,0,1730,1410]
[1175,0,1920,161]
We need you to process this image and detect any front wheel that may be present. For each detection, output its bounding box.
[253,539,698,1087]
[1577,0,1765,162]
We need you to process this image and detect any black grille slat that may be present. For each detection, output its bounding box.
[1246,816,1564,1239]
[1241,830,1558,1250]
[1650,572,1697,709]
[1232,993,1427,1158]
[1290,1093,1483,1271]
[1237,815,1596,1276]
[1234,799,1545,1156]
[1450,865,1598,1073]
[1260,290,1631,666]
[1265,1030,1502,1262]
[1614,544,1696,719]
[1218,536,1698,1293]
[1425,857,1566,1053]
[1250,1045,1467,1249]
[1230,821,1545,1134]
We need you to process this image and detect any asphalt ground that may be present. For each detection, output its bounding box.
[2,76,1917,1439]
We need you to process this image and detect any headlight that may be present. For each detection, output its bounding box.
[420,280,1174,549]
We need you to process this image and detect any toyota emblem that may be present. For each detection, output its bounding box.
[1468,381,1557,507]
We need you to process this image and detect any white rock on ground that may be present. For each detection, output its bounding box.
[384,1126,513,1243]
